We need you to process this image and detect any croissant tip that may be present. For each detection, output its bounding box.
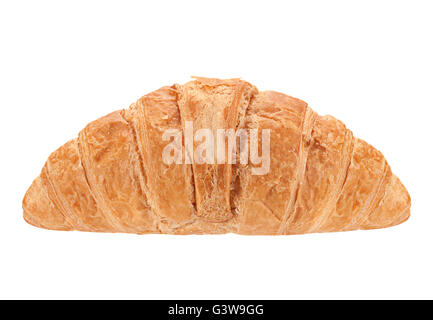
[362,174,411,230]
[22,175,72,231]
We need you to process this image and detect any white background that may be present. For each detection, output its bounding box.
[0,1,432,299]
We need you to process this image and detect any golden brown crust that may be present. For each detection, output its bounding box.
[78,111,157,233]
[22,77,411,235]
[235,91,309,235]
[23,175,71,231]
[362,174,410,229]
[45,139,113,232]
[285,115,354,234]
[131,86,196,231]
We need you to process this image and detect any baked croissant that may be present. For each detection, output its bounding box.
[22,77,411,235]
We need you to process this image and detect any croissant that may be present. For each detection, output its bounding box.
[22,77,411,235]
